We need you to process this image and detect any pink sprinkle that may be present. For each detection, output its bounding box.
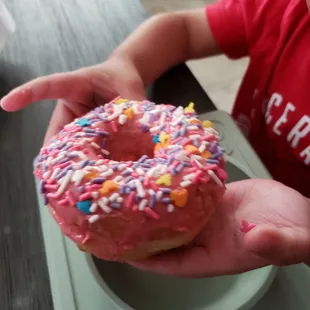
[181,139,191,146]
[199,177,208,183]
[79,192,92,201]
[192,171,203,184]
[173,137,183,144]
[203,134,216,141]
[47,193,61,199]
[187,167,197,173]
[68,146,82,152]
[45,184,59,190]
[165,125,169,132]
[83,148,89,154]
[156,154,167,159]
[190,131,201,135]
[132,172,139,178]
[150,182,158,191]
[144,177,150,187]
[54,161,71,169]
[66,191,76,205]
[33,171,41,177]
[46,179,55,184]
[204,164,218,171]
[190,160,200,169]
[132,206,139,212]
[50,150,60,157]
[41,148,48,155]
[216,168,228,181]
[240,220,256,233]
[126,161,133,167]
[97,155,104,159]
[171,161,179,168]
[59,198,69,206]
[144,207,160,220]
[111,121,118,132]
[126,192,135,208]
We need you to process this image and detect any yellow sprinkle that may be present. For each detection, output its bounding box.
[156,174,172,186]
[159,132,171,147]
[115,98,128,105]
[185,102,195,113]
[203,120,214,128]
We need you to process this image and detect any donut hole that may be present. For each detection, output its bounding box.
[104,130,154,161]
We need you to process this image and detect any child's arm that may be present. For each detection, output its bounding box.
[111,9,221,85]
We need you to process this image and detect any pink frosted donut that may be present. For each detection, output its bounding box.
[34,98,227,261]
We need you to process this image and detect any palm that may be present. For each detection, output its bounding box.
[131,179,310,277]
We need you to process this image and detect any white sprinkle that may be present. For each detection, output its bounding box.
[156,191,163,200]
[146,167,157,178]
[176,153,191,162]
[43,170,51,179]
[199,144,206,153]
[180,180,192,188]
[194,158,203,168]
[51,154,65,165]
[116,197,123,203]
[150,126,160,133]
[118,164,127,171]
[46,156,53,167]
[101,149,110,156]
[76,152,87,160]
[99,165,108,172]
[189,134,201,140]
[159,112,167,126]
[119,114,128,125]
[88,214,100,224]
[91,142,100,149]
[98,200,112,213]
[173,106,184,117]
[208,170,223,187]
[107,111,122,121]
[132,103,139,113]
[171,115,184,126]
[92,192,99,199]
[183,173,196,180]
[96,159,105,165]
[136,168,145,176]
[168,204,175,213]
[159,165,167,174]
[138,199,148,211]
[114,175,123,182]
[74,170,85,186]
[84,166,100,171]
[101,169,114,178]
[148,189,155,196]
[135,180,145,197]
[56,170,74,196]
[109,193,119,202]
[90,203,98,213]
[85,113,95,119]
[187,125,199,131]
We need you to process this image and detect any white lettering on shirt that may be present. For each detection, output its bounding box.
[273,103,296,135]
[287,115,310,149]
[300,145,310,165]
[265,92,282,124]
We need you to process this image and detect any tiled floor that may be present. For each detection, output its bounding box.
[141,0,249,112]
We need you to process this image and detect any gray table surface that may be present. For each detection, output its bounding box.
[0,0,215,309]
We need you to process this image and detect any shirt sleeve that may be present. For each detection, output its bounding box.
[206,0,291,59]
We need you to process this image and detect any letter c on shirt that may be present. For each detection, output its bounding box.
[265,93,282,124]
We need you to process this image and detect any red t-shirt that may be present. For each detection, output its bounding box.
[206,0,310,197]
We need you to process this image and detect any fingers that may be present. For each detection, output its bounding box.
[1,71,93,111]
[244,224,310,265]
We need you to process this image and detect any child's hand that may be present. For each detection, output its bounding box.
[0,57,145,143]
[130,179,310,277]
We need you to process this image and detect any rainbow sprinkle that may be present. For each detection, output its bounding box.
[34,98,227,223]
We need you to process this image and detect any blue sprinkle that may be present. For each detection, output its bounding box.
[80,160,90,169]
[94,111,108,122]
[209,141,217,153]
[180,126,187,136]
[176,163,184,173]
[120,185,126,194]
[75,118,91,127]
[40,181,46,194]
[162,198,171,204]
[211,151,224,160]
[167,156,174,166]
[140,124,149,133]
[85,133,99,137]
[91,178,105,184]
[153,134,160,144]
[43,195,48,205]
[138,155,148,163]
[125,188,131,194]
[122,170,132,176]
[135,196,142,204]
[161,188,171,194]
[124,176,133,183]
[171,167,177,175]
[206,159,220,164]
[172,131,180,140]
[149,195,156,208]
[56,166,72,180]
[89,160,96,165]
[111,203,121,209]
[97,130,109,136]
[77,200,92,215]
[183,162,192,167]
[112,165,119,171]
[193,138,199,147]
[78,186,85,193]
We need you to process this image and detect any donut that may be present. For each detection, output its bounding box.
[34,98,228,261]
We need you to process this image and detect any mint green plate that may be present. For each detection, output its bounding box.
[87,159,277,310]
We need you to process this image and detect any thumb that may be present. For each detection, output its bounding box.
[244,225,310,266]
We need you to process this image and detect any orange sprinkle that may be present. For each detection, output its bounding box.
[100,180,119,196]
[154,143,163,152]
[170,189,188,208]
[124,108,134,120]
[202,150,212,159]
[84,171,100,181]
[184,145,200,155]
